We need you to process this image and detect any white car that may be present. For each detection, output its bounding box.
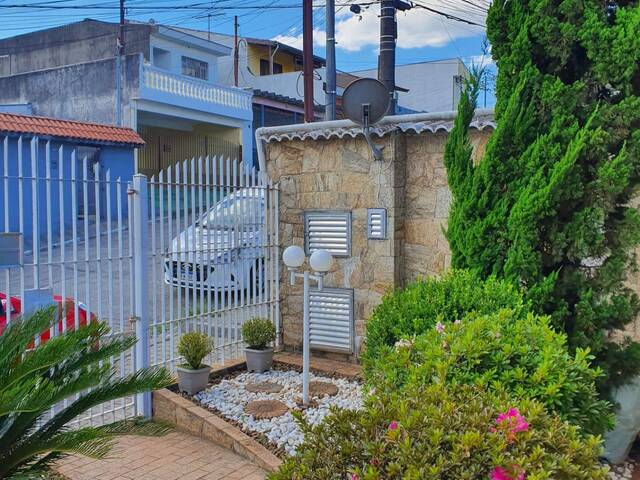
[164,187,266,291]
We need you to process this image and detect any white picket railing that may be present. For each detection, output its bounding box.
[142,65,253,112]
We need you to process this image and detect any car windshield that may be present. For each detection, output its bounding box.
[199,189,263,229]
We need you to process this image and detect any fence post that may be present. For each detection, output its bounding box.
[132,174,151,418]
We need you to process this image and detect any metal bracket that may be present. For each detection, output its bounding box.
[362,104,384,161]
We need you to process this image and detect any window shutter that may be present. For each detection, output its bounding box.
[309,288,354,353]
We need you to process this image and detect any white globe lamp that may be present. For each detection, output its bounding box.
[309,249,333,273]
[283,245,305,268]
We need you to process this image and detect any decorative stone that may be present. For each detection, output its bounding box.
[245,381,283,394]
[309,381,339,397]
[245,400,289,419]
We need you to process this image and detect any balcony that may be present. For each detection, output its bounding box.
[139,64,253,122]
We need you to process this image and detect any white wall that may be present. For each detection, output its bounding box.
[150,34,221,82]
[352,59,467,113]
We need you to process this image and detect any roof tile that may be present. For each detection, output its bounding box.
[0,112,145,147]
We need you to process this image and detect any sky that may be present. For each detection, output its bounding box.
[0,0,496,105]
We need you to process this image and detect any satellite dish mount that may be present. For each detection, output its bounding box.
[342,78,391,161]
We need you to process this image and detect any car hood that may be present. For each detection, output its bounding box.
[169,225,261,263]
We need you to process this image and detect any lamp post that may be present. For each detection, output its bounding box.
[282,246,333,405]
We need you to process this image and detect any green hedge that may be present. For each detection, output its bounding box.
[362,270,525,375]
[368,309,614,436]
[270,383,607,480]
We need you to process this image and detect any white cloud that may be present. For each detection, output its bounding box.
[272,28,325,50]
[271,5,485,53]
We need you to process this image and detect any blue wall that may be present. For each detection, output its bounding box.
[0,135,135,249]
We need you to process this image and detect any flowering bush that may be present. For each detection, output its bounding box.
[369,309,614,436]
[269,383,607,480]
[362,270,525,375]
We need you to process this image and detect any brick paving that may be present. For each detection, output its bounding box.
[54,431,266,480]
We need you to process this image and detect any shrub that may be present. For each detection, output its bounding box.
[270,382,607,480]
[0,308,172,478]
[178,332,212,369]
[362,270,526,372]
[369,309,614,436]
[241,318,276,350]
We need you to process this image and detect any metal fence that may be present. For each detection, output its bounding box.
[0,134,280,425]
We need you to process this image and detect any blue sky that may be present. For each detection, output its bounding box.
[0,0,496,105]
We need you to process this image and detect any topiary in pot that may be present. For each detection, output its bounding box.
[241,317,276,373]
[176,332,212,395]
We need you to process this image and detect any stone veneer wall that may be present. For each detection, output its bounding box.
[264,128,491,359]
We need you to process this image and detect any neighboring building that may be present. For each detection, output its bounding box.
[0,112,144,244]
[351,58,468,113]
[0,19,254,174]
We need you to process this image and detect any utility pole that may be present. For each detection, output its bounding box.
[378,0,411,115]
[378,0,396,115]
[302,0,314,123]
[233,16,239,87]
[324,0,336,120]
[115,0,125,126]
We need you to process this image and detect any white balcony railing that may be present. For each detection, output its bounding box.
[142,65,252,113]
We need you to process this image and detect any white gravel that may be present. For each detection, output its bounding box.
[194,369,363,455]
[607,458,636,480]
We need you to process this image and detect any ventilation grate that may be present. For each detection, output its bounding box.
[309,288,354,353]
[367,208,387,239]
[304,211,351,257]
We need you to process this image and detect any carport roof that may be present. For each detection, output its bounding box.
[0,113,145,147]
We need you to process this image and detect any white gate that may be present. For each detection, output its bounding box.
[146,156,280,370]
[0,135,280,425]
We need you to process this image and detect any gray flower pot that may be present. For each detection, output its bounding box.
[176,365,210,395]
[245,347,274,373]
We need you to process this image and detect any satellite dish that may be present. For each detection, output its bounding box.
[342,78,390,160]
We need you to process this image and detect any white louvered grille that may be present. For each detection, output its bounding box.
[304,211,351,256]
[309,288,354,353]
[367,208,387,239]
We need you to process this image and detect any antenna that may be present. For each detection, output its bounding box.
[341,78,390,161]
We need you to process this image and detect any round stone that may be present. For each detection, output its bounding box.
[245,400,289,419]
[309,381,339,397]
[245,381,283,394]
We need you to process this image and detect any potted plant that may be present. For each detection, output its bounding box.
[176,332,212,395]
[242,318,276,373]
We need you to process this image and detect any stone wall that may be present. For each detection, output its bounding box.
[264,123,491,360]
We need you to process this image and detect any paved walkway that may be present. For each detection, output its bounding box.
[55,431,266,480]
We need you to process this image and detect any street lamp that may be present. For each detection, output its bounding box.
[282,246,334,405]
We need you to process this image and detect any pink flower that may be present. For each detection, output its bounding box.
[351,474,359,480]
[388,420,399,431]
[490,467,525,480]
[454,319,461,325]
[435,322,446,333]
[495,408,529,442]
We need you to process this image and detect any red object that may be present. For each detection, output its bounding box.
[0,112,145,147]
[0,292,96,343]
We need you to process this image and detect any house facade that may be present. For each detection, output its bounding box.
[0,19,253,175]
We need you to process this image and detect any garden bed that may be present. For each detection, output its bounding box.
[190,368,363,456]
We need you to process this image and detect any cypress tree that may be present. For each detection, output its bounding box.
[444,0,640,391]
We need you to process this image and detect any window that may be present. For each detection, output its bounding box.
[304,211,351,257]
[152,47,171,70]
[259,59,283,76]
[181,56,208,80]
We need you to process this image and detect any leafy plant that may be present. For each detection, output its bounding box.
[0,307,173,478]
[270,382,607,480]
[362,269,526,375]
[369,309,614,436]
[177,332,212,370]
[241,318,276,350]
[444,1,640,392]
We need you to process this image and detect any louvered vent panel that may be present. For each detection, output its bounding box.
[304,211,351,257]
[309,288,354,353]
[367,208,387,239]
